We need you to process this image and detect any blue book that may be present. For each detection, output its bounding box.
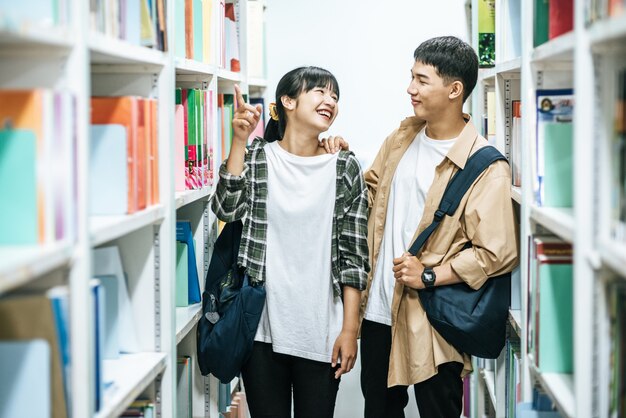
[91,279,105,412]
[176,220,201,304]
[0,340,51,418]
[96,274,120,359]
[47,286,71,416]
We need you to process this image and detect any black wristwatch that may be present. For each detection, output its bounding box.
[421,267,436,288]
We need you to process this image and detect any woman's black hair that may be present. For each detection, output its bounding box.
[264,66,340,142]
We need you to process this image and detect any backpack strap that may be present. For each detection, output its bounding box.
[408,146,507,256]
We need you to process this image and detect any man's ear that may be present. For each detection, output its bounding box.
[281,95,295,111]
[449,81,464,101]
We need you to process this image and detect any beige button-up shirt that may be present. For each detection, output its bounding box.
[361,115,519,387]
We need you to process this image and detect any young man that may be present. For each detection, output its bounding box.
[360,36,518,417]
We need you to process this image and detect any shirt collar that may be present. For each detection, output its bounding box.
[397,114,479,169]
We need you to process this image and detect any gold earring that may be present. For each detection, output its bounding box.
[269,102,279,121]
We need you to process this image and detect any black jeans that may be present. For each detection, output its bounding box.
[360,319,463,418]
[241,342,340,418]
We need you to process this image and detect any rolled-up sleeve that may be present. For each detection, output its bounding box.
[210,161,250,222]
[339,157,371,290]
[450,162,519,289]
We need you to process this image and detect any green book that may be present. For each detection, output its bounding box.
[537,259,573,373]
[534,0,550,47]
[0,129,38,245]
[176,242,189,307]
[478,0,496,67]
[543,122,573,207]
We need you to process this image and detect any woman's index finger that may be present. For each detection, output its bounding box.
[234,84,246,109]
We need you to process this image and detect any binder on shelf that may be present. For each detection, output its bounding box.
[224,2,240,72]
[89,124,129,215]
[175,103,186,192]
[0,129,38,245]
[0,293,68,418]
[176,241,190,307]
[95,274,120,359]
[534,0,549,47]
[0,340,51,418]
[175,220,201,305]
[93,246,140,353]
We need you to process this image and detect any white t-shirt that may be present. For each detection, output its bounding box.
[255,141,343,363]
[364,128,457,326]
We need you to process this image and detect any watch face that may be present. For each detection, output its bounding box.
[423,271,434,282]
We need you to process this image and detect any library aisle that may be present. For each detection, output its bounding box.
[1,0,625,417]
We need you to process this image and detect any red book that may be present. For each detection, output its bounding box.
[549,0,573,39]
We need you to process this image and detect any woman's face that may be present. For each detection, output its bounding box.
[288,85,339,132]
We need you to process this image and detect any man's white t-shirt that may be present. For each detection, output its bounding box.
[364,127,457,326]
[255,141,343,363]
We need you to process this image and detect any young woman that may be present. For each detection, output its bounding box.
[211,66,370,418]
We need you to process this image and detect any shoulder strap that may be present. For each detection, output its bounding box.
[407,146,507,256]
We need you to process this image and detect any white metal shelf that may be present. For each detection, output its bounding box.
[0,242,72,294]
[96,352,167,418]
[480,369,496,407]
[531,32,575,63]
[176,303,203,344]
[89,31,167,66]
[174,58,218,76]
[588,14,626,47]
[511,186,522,204]
[248,77,267,88]
[599,239,626,277]
[528,355,575,418]
[529,205,575,243]
[479,67,496,82]
[217,69,243,83]
[90,204,166,246]
[496,57,522,75]
[175,187,213,210]
[0,26,73,50]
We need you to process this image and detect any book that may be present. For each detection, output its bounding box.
[0,293,68,418]
[0,129,38,244]
[93,246,140,353]
[90,124,129,215]
[176,357,192,418]
[176,220,201,304]
[0,340,51,418]
[534,0,549,47]
[549,0,574,40]
[477,0,495,67]
[176,241,190,307]
[535,89,574,207]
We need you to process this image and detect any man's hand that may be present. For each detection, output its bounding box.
[232,84,262,146]
[331,330,358,379]
[392,252,425,289]
[319,135,349,154]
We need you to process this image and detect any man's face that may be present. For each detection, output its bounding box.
[406,61,452,120]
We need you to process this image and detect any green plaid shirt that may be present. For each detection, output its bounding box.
[211,138,370,297]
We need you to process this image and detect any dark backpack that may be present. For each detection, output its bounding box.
[409,146,512,359]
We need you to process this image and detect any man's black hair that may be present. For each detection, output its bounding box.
[413,36,478,102]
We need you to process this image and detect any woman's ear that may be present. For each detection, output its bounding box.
[281,95,295,111]
[449,81,464,101]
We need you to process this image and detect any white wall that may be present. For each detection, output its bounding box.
[263,1,470,417]
[264,0,470,168]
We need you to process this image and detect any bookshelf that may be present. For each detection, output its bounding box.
[469,0,626,417]
[0,1,267,417]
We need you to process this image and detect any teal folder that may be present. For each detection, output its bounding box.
[89,124,128,215]
[0,129,37,244]
[0,340,51,418]
[542,122,573,207]
[176,241,190,307]
[193,0,204,61]
[174,0,186,58]
[538,260,573,373]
